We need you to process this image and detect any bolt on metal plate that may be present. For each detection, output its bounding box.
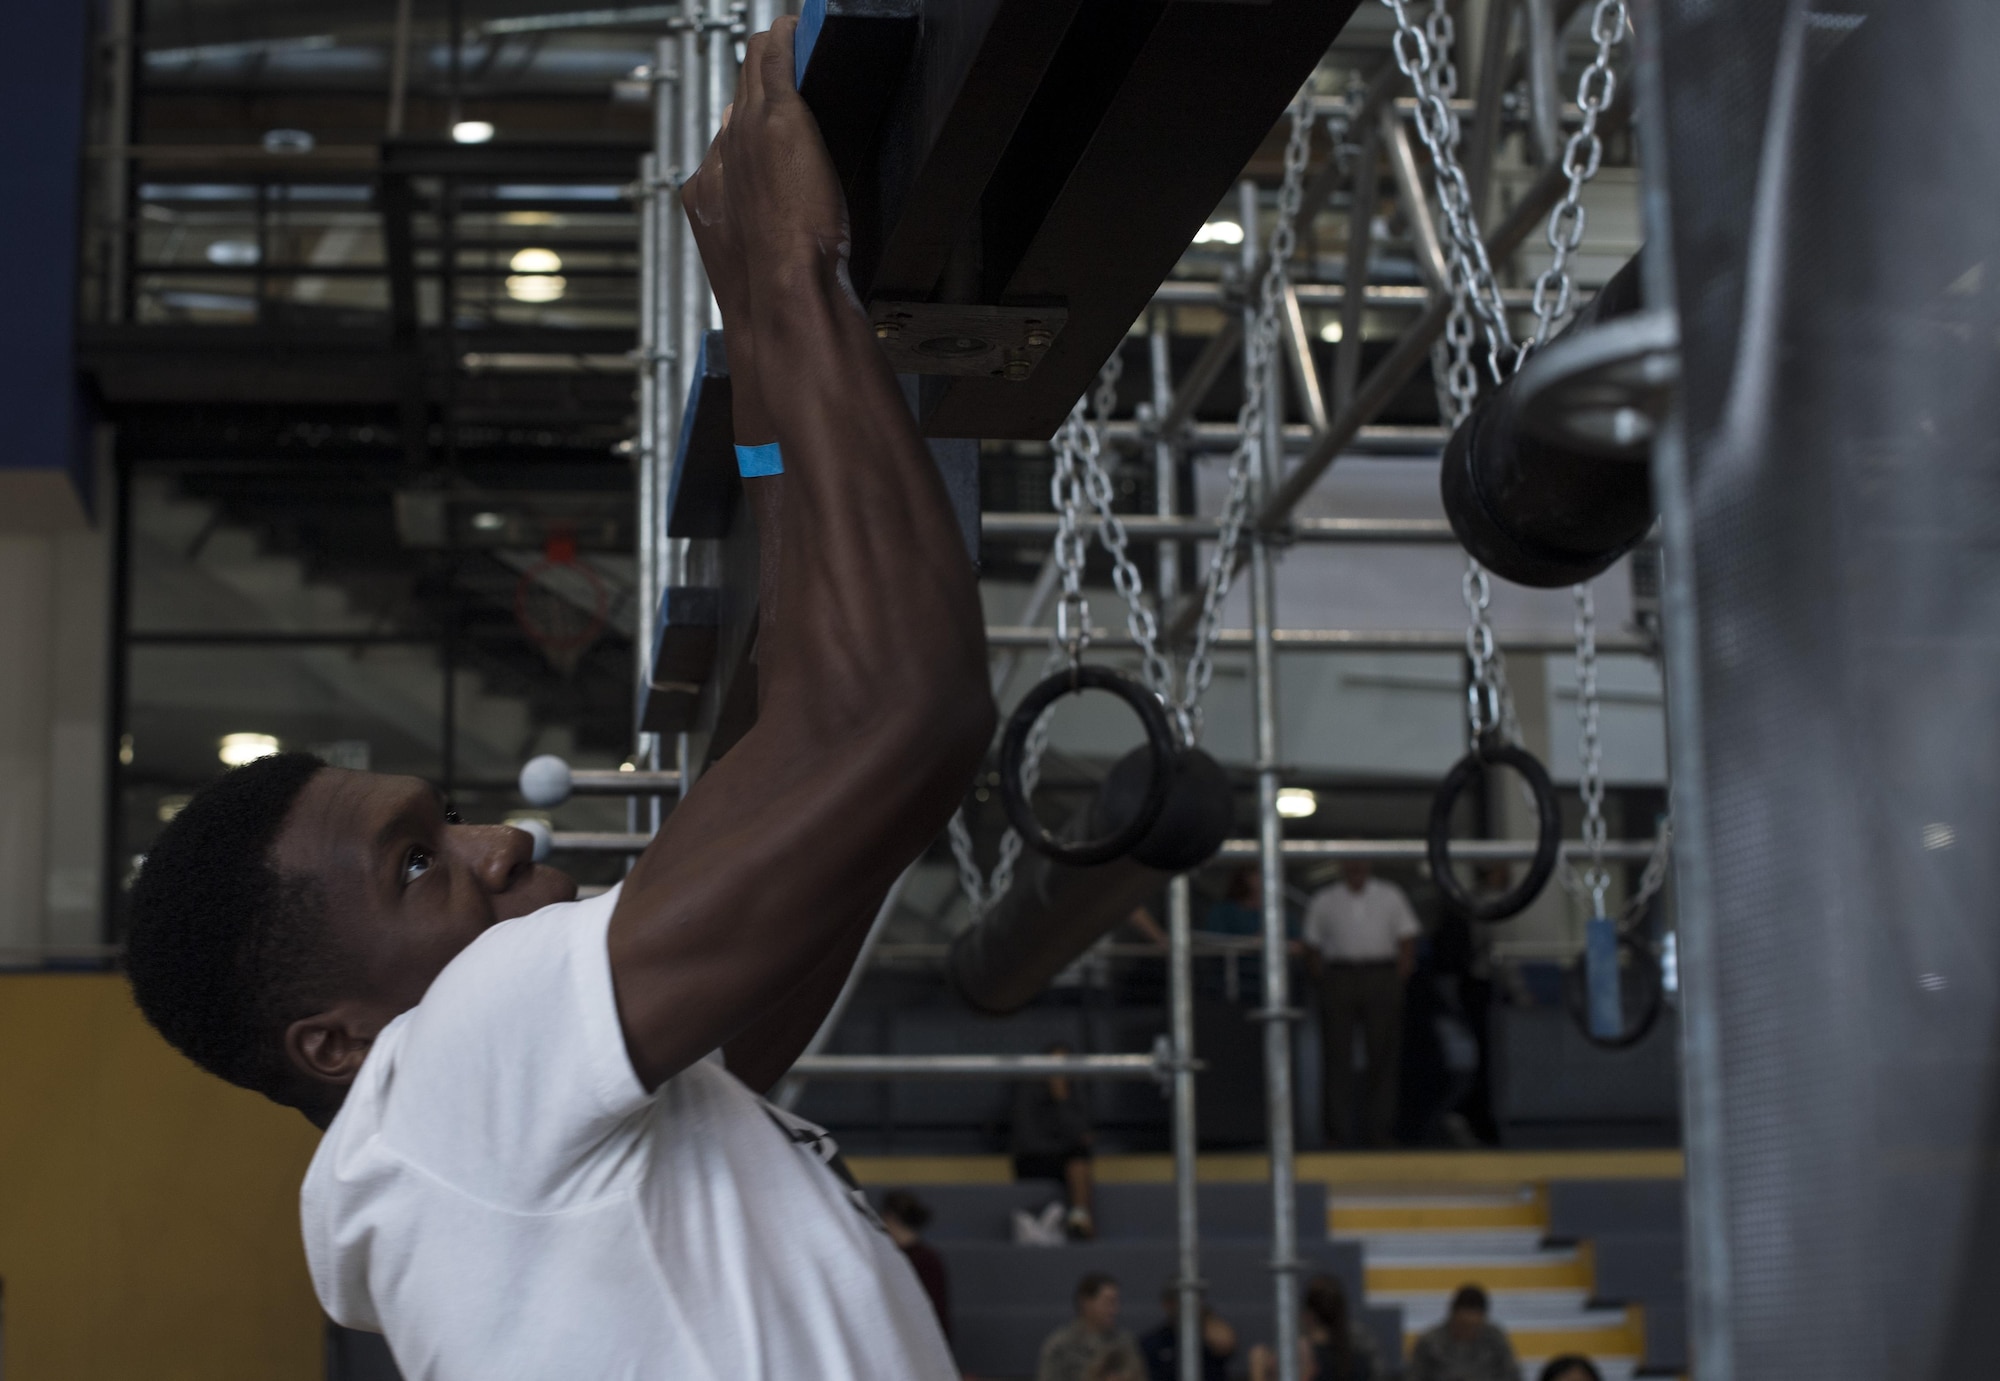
[866,301,1069,380]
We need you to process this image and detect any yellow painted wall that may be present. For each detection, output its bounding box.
[0,974,324,1380]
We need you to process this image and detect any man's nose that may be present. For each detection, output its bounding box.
[458,823,535,891]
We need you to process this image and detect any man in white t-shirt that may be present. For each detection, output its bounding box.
[1302,861,1421,1147]
[120,22,992,1381]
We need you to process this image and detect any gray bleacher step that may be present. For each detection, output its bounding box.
[872,1181,1328,1244]
[952,1303,1405,1381]
[937,1239,1363,1311]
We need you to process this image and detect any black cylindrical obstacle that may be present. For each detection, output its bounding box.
[997,665,1180,867]
[948,746,1234,1015]
[1440,254,1656,588]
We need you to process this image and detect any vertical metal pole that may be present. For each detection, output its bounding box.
[100,0,136,325]
[677,1,710,409]
[1524,0,1564,166]
[387,0,415,137]
[1169,875,1203,1381]
[1333,127,1377,415]
[636,151,661,765]
[703,0,736,330]
[1630,2,1730,1373]
[1150,317,1180,605]
[1157,306,1200,1381]
[748,0,780,34]
[1244,180,1301,1381]
[651,36,684,809]
[1466,0,1519,213]
[675,1,716,795]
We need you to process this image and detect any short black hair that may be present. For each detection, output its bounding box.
[1449,1283,1490,1315]
[1075,1272,1117,1305]
[124,752,339,1108]
[880,1189,932,1230]
[1537,1357,1602,1381]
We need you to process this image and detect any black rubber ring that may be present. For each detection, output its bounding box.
[1564,933,1666,1049]
[1426,739,1563,921]
[998,665,1178,867]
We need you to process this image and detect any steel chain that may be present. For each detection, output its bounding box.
[947,91,1315,917]
[1182,91,1316,743]
[1530,0,1630,346]
[1460,560,1504,740]
[1571,584,1610,914]
[1380,0,1517,388]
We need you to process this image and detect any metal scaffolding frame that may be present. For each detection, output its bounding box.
[601,11,1652,1381]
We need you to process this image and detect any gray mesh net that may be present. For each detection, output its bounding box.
[1648,1,2000,1375]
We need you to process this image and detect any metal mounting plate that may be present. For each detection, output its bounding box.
[867,301,1068,379]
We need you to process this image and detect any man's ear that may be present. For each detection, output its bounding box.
[284,1001,384,1089]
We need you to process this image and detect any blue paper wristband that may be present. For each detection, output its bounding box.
[735,442,784,478]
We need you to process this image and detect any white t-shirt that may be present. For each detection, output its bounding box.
[301,885,955,1381]
[1302,877,1420,962]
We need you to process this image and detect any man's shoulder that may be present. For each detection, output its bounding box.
[1039,1320,1084,1362]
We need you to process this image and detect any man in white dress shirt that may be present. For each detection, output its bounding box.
[1302,861,1420,1147]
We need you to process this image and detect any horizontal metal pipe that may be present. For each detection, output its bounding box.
[553,832,1668,862]
[549,830,659,852]
[1151,281,1535,311]
[982,626,1653,655]
[1215,837,1664,863]
[1100,421,1446,455]
[981,514,1455,543]
[789,1053,1165,1081]
[873,940,1265,962]
[565,768,682,794]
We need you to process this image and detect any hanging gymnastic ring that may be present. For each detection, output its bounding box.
[1563,933,1666,1049]
[1426,738,1563,921]
[999,665,1178,866]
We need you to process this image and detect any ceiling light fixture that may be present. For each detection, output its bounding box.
[1319,320,1344,343]
[509,247,562,274]
[451,120,496,144]
[470,510,506,531]
[218,732,281,767]
[1275,787,1318,819]
[1193,220,1244,246]
[205,239,260,266]
[505,273,566,303]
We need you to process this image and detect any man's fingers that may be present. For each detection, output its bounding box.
[762,16,800,96]
[737,15,798,111]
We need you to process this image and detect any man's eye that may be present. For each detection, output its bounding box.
[401,846,435,885]
[444,807,463,825]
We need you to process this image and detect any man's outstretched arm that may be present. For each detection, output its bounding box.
[607,20,992,1092]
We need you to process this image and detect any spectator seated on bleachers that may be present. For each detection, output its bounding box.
[880,1190,951,1347]
[1137,1282,1238,1381]
[1304,1273,1385,1381]
[1407,1284,1518,1381]
[1537,1357,1602,1381]
[1246,1273,1386,1381]
[1038,1272,1145,1381]
[1012,1044,1098,1240]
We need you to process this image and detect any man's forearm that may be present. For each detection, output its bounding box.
[746,259,987,735]
[604,23,991,1093]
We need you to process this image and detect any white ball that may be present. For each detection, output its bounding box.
[510,817,554,863]
[518,754,573,807]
